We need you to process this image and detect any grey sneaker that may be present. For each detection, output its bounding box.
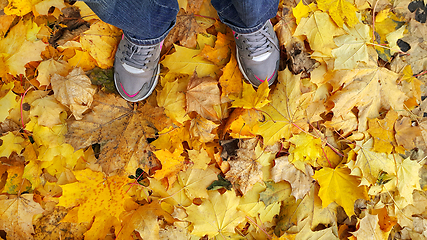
[234,20,280,87]
[114,35,161,102]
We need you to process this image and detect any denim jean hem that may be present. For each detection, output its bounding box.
[222,19,265,34]
[124,20,176,45]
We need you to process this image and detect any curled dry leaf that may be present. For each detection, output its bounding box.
[51,67,97,120]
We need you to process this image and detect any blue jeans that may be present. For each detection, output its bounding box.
[81,0,279,45]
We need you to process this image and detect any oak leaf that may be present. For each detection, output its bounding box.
[0,194,44,240]
[313,166,368,216]
[51,67,97,120]
[271,156,314,200]
[184,189,245,238]
[66,92,171,175]
[186,72,221,121]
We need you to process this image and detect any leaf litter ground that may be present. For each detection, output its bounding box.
[1,0,427,239]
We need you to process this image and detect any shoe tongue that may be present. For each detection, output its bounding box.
[123,63,146,74]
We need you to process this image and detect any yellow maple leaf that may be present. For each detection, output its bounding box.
[238,183,281,223]
[118,201,174,240]
[67,49,97,71]
[348,138,396,186]
[367,110,398,154]
[185,189,245,238]
[29,95,67,128]
[25,117,66,147]
[292,1,318,24]
[36,59,71,86]
[254,69,309,145]
[153,147,186,184]
[177,165,219,200]
[0,194,44,239]
[33,0,66,16]
[219,54,243,99]
[293,11,345,56]
[161,43,220,77]
[229,80,270,109]
[157,76,190,124]
[198,32,232,65]
[80,21,121,69]
[58,168,133,223]
[396,158,422,207]
[187,148,211,169]
[332,22,373,70]
[329,67,408,131]
[0,132,25,158]
[186,72,221,121]
[4,0,41,16]
[313,166,368,216]
[0,82,19,123]
[317,0,359,27]
[51,67,97,120]
[0,18,46,77]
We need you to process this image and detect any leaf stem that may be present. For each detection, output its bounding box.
[245,216,272,239]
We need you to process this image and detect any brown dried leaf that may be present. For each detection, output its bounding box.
[65,92,172,175]
[395,117,422,150]
[225,138,263,194]
[0,194,44,240]
[51,67,97,120]
[186,71,220,121]
[34,207,89,240]
[189,115,219,143]
[162,9,206,52]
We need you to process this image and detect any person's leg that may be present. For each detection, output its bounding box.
[211,0,280,87]
[81,0,179,101]
[210,0,279,34]
[82,0,179,44]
